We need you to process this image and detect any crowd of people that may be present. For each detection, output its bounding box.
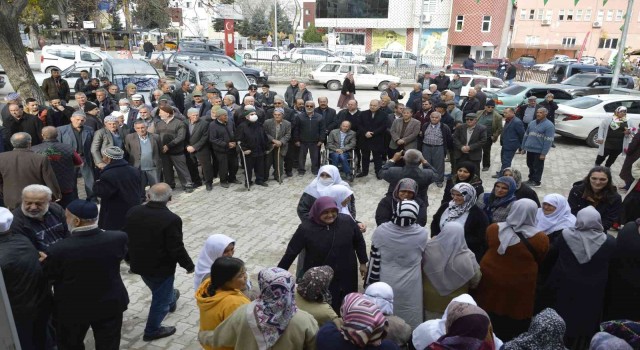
[0,67,639,350]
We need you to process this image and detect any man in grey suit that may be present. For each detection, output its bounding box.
[327,120,357,181]
[91,113,128,170]
[389,107,421,152]
[57,111,95,199]
[125,120,162,197]
[263,107,291,182]
[452,113,487,172]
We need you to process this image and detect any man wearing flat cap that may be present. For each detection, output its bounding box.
[452,113,487,172]
[44,199,129,350]
[475,99,504,171]
[516,95,541,130]
[184,90,206,114]
[93,146,142,230]
[91,112,128,170]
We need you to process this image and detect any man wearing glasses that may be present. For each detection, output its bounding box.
[293,101,323,176]
[475,100,503,171]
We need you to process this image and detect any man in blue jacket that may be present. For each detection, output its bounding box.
[493,107,525,178]
[521,107,555,187]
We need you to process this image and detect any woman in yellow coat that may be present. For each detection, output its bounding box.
[196,257,250,350]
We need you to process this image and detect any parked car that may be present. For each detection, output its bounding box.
[40,44,112,73]
[486,83,575,113]
[177,40,224,54]
[513,56,536,68]
[101,59,161,94]
[547,73,635,97]
[174,61,249,99]
[446,74,506,97]
[335,51,366,63]
[162,51,268,84]
[555,95,640,147]
[532,58,577,72]
[308,63,401,91]
[242,47,286,61]
[547,63,612,83]
[60,63,102,94]
[365,49,421,67]
[289,48,344,63]
[473,58,504,71]
[579,56,598,65]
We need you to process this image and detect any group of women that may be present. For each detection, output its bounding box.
[190,162,639,350]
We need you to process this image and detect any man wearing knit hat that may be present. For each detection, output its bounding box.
[93,146,142,229]
[0,206,50,350]
[82,102,104,131]
[44,199,129,349]
[91,113,128,169]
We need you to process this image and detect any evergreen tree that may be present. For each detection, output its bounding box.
[302,24,322,43]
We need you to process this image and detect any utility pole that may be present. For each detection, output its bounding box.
[274,0,278,49]
[610,0,633,92]
[416,0,424,65]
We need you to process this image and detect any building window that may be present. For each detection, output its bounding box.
[185,1,190,7]
[529,9,535,20]
[562,37,576,47]
[597,9,604,21]
[616,10,623,21]
[525,35,539,45]
[559,9,565,21]
[338,33,365,45]
[606,9,614,21]
[576,9,583,21]
[537,9,544,20]
[316,0,389,18]
[423,0,437,14]
[520,9,527,20]
[304,9,309,15]
[599,38,619,49]
[456,15,464,31]
[585,9,592,21]
[306,21,311,27]
[481,16,491,31]
[567,9,573,21]
[546,9,553,20]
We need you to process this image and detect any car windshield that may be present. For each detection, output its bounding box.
[199,71,248,90]
[113,75,159,92]
[520,57,535,63]
[561,75,595,87]
[560,96,602,109]
[497,85,527,95]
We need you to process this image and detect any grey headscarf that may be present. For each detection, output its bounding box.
[590,332,632,350]
[562,206,607,264]
[502,308,568,350]
[503,167,523,189]
[497,199,540,255]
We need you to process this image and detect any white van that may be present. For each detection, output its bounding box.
[366,49,420,67]
[40,44,112,73]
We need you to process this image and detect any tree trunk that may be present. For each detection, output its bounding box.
[0,11,47,104]
[57,0,69,43]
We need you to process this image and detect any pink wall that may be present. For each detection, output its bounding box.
[448,0,509,51]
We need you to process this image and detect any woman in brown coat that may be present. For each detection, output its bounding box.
[337,72,355,109]
[474,198,549,342]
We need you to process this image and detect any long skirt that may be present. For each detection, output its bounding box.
[337,93,354,109]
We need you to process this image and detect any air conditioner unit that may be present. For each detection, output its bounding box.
[541,19,551,26]
[422,14,432,23]
[592,21,602,28]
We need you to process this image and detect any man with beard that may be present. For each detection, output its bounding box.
[1,92,21,123]
[82,78,101,101]
[91,114,128,170]
[357,99,387,179]
[24,98,51,127]
[237,109,269,187]
[294,100,323,176]
[41,68,71,102]
[11,184,69,253]
[5,103,43,145]
[47,98,74,127]
[414,99,434,130]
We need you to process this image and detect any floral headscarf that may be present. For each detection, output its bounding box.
[248,267,297,350]
[600,320,640,349]
[502,308,568,350]
[445,183,477,222]
[437,301,493,349]
[297,265,334,304]
[340,293,388,347]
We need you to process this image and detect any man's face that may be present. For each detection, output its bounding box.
[435,107,446,115]
[51,70,60,79]
[80,71,89,79]
[218,113,228,124]
[389,82,397,90]
[347,100,357,112]
[127,86,137,95]
[430,113,441,125]
[290,79,298,87]
[273,112,283,122]
[485,105,495,113]
[402,109,412,120]
[9,105,22,118]
[70,116,85,128]
[76,95,87,105]
[439,71,445,77]
[26,101,38,113]
[504,109,515,120]
[96,91,106,102]
[468,89,476,98]
[22,192,50,219]
[369,101,380,112]
[193,96,203,104]
[134,123,148,136]
[422,93,431,101]
[274,100,284,109]
[90,80,99,87]
[138,109,150,120]
[244,97,255,106]
[296,99,305,109]
[447,104,455,112]
[318,98,328,109]
[158,109,171,119]
[105,121,118,132]
[528,99,536,107]
[535,110,546,121]
[430,85,437,93]
[305,102,315,114]
[86,108,98,116]
[188,112,199,123]
[299,83,306,90]
[422,101,431,111]
[466,117,478,127]
[413,84,421,92]
[108,86,118,95]
[119,102,129,110]
[50,99,61,108]
[182,82,190,91]
[223,97,233,106]
[153,91,163,100]
[262,87,269,94]
[380,99,388,108]
[395,105,404,115]
[340,122,350,133]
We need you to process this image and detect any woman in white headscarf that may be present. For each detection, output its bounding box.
[194,234,236,290]
[474,199,549,342]
[324,184,354,217]
[296,165,353,221]
[543,206,616,350]
[412,294,504,350]
[422,222,482,320]
[364,282,412,348]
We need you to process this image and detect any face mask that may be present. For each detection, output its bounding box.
[119,106,129,112]
[248,114,258,123]
[319,178,333,186]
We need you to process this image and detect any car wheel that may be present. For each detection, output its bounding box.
[326,80,341,91]
[244,54,251,59]
[272,55,280,61]
[378,81,390,91]
[246,75,257,85]
[586,128,599,148]
[418,64,429,68]
[295,59,305,64]
[45,66,59,74]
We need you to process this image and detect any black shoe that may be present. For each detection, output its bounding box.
[286,171,293,177]
[345,174,354,182]
[184,186,194,193]
[257,182,269,187]
[231,179,242,184]
[482,167,490,171]
[205,184,213,191]
[169,289,180,312]
[491,174,500,178]
[532,182,542,188]
[143,326,176,341]
[193,182,203,188]
[297,172,305,177]
[376,174,382,180]
[220,182,230,188]
[356,173,368,178]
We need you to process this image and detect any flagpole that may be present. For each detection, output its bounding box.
[610,0,633,92]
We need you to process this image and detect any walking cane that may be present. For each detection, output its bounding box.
[236,142,251,191]
[276,147,283,185]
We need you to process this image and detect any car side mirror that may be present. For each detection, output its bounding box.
[592,82,599,87]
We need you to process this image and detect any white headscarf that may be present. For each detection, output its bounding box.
[536,194,576,235]
[364,282,394,315]
[562,206,607,264]
[412,294,504,350]
[194,234,235,290]
[423,222,479,296]
[497,199,540,255]
[324,184,353,216]
[302,165,349,198]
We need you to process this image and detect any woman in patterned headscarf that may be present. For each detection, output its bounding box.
[375,177,428,227]
[477,176,518,223]
[431,183,489,262]
[294,265,339,325]
[317,293,398,349]
[198,267,318,350]
[502,308,568,350]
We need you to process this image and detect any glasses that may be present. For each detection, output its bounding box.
[305,105,314,108]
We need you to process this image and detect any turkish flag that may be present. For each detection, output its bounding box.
[224,19,235,58]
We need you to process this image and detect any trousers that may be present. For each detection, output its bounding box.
[265,149,285,181]
[161,153,193,188]
[186,148,215,185]
[140,275,178,335]
[526,151,545,183]
[56,313,123,350]
[215,149,239,183]
[298,142,320,174]
[422,144,445,183]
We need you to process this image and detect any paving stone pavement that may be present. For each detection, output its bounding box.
[78,87,627,349]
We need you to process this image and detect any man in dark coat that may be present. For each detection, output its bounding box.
[380,149,436,204]
[47,98,74,127]
[93,146,142,230]
[224,81,240,106]
[382,82,404,103]
[452,113,488,172]
[123,183,195,342]
[185,108,215,191]
[171,81,191,114]
[463,55,476,70]
[44,199,129,350]
[284,78,299,108]
[143,40,155,59]
[57,111,95,200]
[41,68,71,102]
[433,70,451,92]
[209,109,240,188]
[0,207,50,350]
[95,88,117,118]
[237,109,269,186]
[316,96,338,135]
[460,89,481,118]
[294,101,324,176]
[356,99,387,178]
[5,103,43,145]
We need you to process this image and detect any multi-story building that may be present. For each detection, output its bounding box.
[447,0,513,63]
[169,0,216,38]
[303,0,452,66]
[510,0,640,63]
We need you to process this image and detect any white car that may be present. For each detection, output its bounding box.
[309,63,400,91]
[532,58,578,72]
[40,44,111,73]
[289,48,344,63]
[242,47,286,61]
[579,56,598,65]
[446,74,506,97]
[335,51,366,63]
[555,94,640,148]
